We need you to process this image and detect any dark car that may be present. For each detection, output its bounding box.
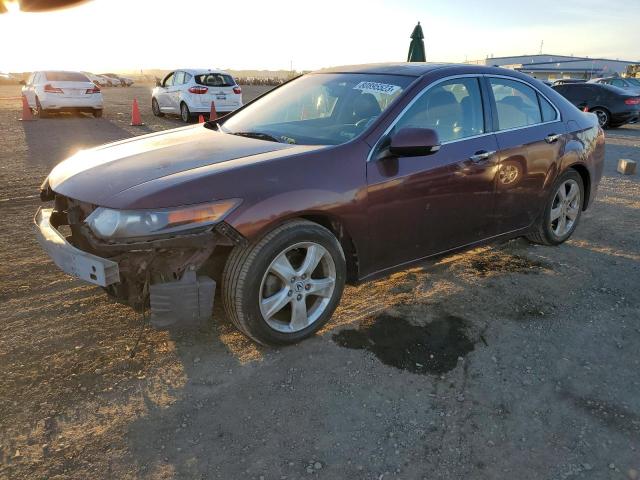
[35,63,605,345]
[552,82,640,128]
[589,76,640,95]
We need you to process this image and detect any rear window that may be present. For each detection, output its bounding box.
[195,73,235,87]
[44,71,89,82]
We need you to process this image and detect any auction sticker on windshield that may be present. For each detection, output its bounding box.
[353,81,401,96]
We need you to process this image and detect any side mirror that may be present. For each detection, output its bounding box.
[388,127,441,157]
[19,80,26,85]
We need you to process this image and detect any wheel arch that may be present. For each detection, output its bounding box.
[297,213,359,283]
[233,211,361,284]
[567,163,591,210]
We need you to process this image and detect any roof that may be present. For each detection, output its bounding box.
[313,62,518,77]
[315,63,452,76]
[181,68,230,75]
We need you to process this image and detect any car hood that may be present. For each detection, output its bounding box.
[48,125,317,206]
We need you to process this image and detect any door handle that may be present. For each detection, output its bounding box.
[545,133,561,144]
[469,150,496,162]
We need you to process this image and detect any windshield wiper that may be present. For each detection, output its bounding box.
[231,131,282,143]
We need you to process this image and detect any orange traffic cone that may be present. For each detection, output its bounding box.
[198,114,205,123]
[19,95,36,121]
[583,106,589,112]
[209,101,217,121]
[130,98,143,126]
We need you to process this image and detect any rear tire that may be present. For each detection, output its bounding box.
[526,169,584,246]
[152,98,164,117]
[591,107,610,129]
[93,109,103,118]
[221,219,346,346]
[180,102,191,123]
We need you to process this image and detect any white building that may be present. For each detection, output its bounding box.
[465,54,639,81]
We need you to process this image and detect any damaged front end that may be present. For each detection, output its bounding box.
[35,193,245,328]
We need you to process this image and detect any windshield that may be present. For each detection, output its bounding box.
[221,73,413,145]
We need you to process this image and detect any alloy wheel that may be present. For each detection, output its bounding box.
[549,178,581,237]
[181,103,189,122]
[592,108,608,128]
[259,242,336,333]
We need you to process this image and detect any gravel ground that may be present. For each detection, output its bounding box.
[0,84,639,480]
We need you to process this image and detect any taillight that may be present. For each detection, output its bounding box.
[233,86,242,95]
[44,84,63,94]
[188,86,208,94]
[624,97,640,105]
[86,86,101,94]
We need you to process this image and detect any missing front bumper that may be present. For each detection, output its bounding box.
[34,208,120,287]
[34,207,219,327]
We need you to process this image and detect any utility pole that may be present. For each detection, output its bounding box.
[539,40,544,54]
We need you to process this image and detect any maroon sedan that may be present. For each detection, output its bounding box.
[35,63,605,345]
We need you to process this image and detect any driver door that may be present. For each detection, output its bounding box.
[157,72,175,112]
[365,76,499,272]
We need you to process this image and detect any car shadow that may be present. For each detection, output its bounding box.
[21,115,147,170]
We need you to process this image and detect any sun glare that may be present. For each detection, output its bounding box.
[4,0,20,14]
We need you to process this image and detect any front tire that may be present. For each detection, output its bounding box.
[152,98,164,117]
[222,220,346,346]
[526,169,584,246]
[180,102,191,123]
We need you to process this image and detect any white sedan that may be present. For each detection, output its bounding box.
[22,71,103,117]
[151,69,243,122]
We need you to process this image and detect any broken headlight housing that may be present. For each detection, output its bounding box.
[85,199,241,240]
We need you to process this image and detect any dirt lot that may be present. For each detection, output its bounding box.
[1,84,639,480]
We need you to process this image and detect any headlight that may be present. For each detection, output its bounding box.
[86,199,241,240]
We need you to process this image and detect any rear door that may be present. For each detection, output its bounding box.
[487,76,566,233]
[366,75,499,270]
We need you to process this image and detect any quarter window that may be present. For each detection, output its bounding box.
[490,78,542,130]
[538,94,558,122]
[392,77,485,143]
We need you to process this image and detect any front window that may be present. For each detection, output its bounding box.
[221,73,413,145]
[163,72,175,87]
[390,77,485,143]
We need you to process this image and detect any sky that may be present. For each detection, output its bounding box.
[0,0,639,73]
